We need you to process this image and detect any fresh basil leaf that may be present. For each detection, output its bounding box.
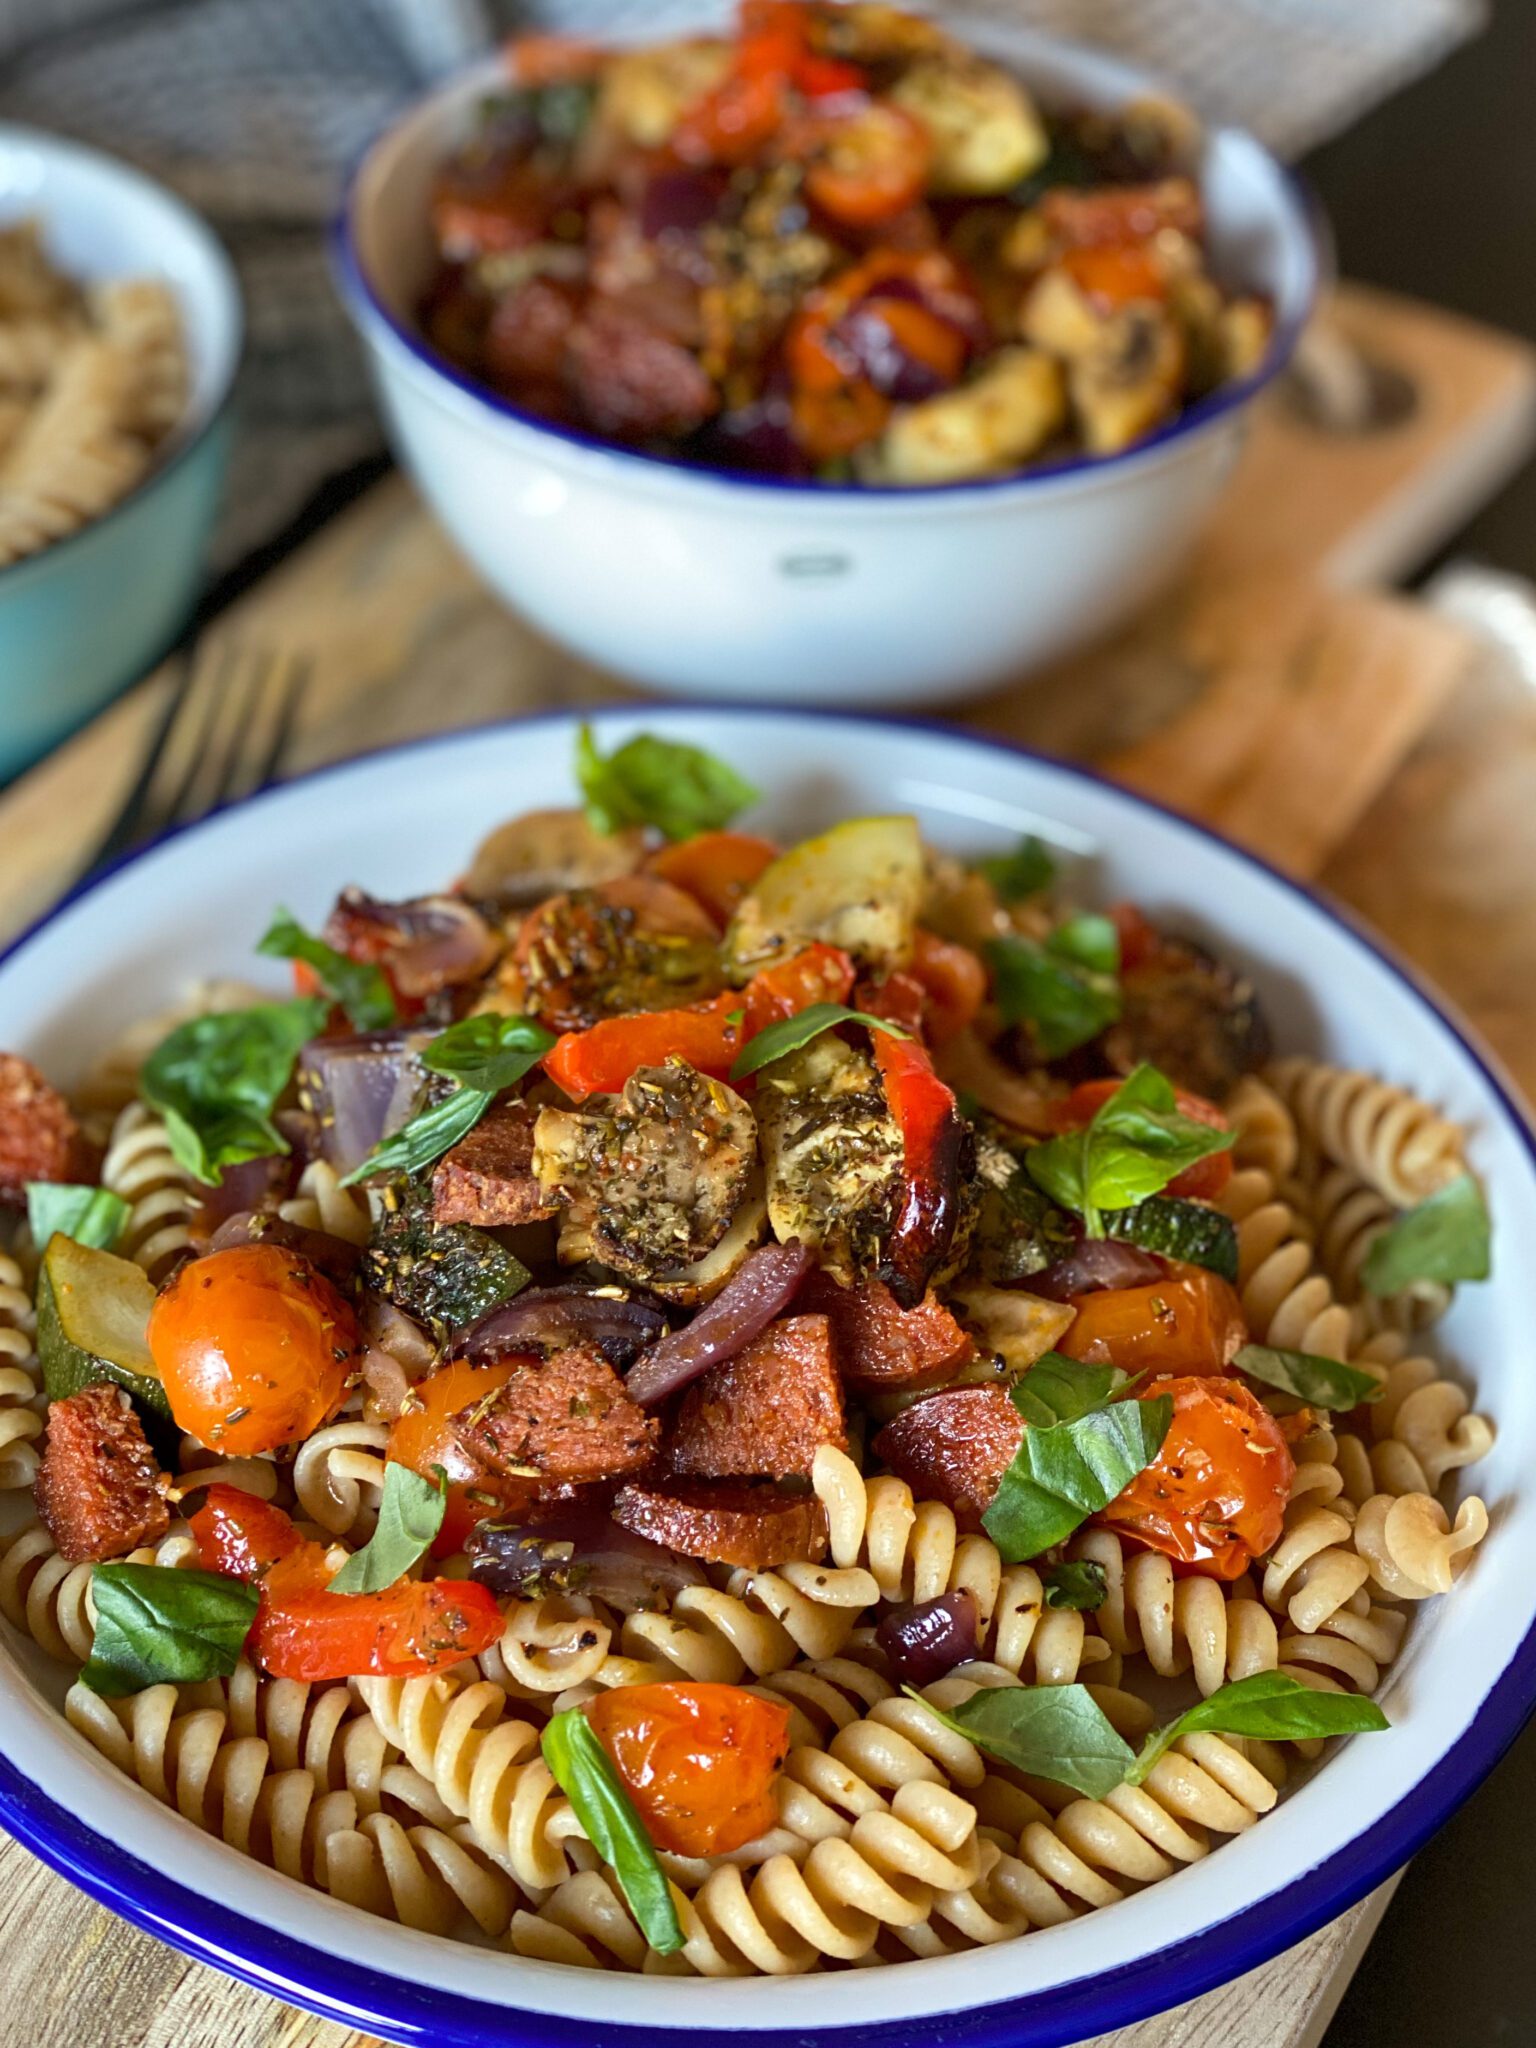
[420,1010,557,1094]
[1127,1671,1390,1786]
[988,916,1121,1062]
[978,834,1056,902]
[25,1183,130,1253]
[141,998,330,1185]
[1360,1173,1491,1294]
[729,1003,910,1081]
[81,1563,259,1697]
[1026,1063,1234,1235]
[1100,1195,1238,1282]
[341,1084,490,1187]
[328,1464,446,1594]
[906,1682,1133,1799]
[983,1386,1172,1561]
[1042,1560,1108,1611]
[1010,1354,1122,1429]
[541,1708,684,1954]
[1234,1343,1383,1410]
[257,907,397,1032]
[576,723,758,843]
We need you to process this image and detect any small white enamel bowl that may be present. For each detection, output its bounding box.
[0,709,1532,2048]
[335,16,1317,707]
[0,126,242,781]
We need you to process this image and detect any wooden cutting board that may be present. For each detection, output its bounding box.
[0,280,1532,2048]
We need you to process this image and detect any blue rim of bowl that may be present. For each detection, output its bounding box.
[0,125,244,595]
[330,58,1323,503]
[2,703,1535,2047]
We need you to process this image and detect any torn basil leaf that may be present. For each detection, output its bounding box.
[1026,1063,1234,1236]
[1041,1560,1108,1611]
[1360,1173,1491,1294]
[988,913,1120,1061]
[25,1183,130,1254]
[541,1708,684,1953]
[907,1682,1133,1799]
[983,1366,1171,1561]
[328,1464,446,1594]
[341,1085,489,1186]
[141,997,330,1185]
[576,723,758,842]
[977,834,1056,902]
[81,1563,259,1697]
[1234,1343,1382,1410]
[420,1011,557,1094]
[729,1003,909,1080]
[1128,1671,1390,1785]
[256,908,397,1032]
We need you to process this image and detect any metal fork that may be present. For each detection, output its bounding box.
[79,644,312,881]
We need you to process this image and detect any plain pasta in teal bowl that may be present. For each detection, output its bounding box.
[0,125,241,782]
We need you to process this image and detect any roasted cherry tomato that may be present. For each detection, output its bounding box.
[1052,1074,1234,1202]
[910,928,987,1045]
[1109,902,1161,974]
[505,31,604,84]
[1059,1270,1246,1378]
[148,1245,358,1457]
[586,1681,792,1856]
[1061,243,1168,310]
[857,967,928,1035]
[803,101,933,226]
[1040,179,1202,251]
[388,1357,537,1555]
[646,831,780,930]
[741,941,856,1034]
[190,1484,504,1680]
[513,874,721,1033]
[1097,1374,1293,1579]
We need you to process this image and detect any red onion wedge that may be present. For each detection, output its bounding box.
[324,888,500,998]
[623,1241,812,1407]
[1029,1237,1164,1302]
[188,1154,295,1249]
[466,1505,706,1607]
[460,1286,668,1371]
[297,1029,430,1177]
[207,1211,364,1285]
[876,1589,980,1686]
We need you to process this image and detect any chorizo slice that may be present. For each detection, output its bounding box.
[452,1345,657,1487]
[432,1099,558,1228]
[35,1384,171,1564]
[802,1273,973,1394]
[873,1386,1023,1532]
[0,1052,82,1205]
[612,1477,828,1569]
[666,1314,845,1481]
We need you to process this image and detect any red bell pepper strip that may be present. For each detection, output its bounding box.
[189,1484,503,1682]
[872,1030,969,1309]
[543,944,855,1101]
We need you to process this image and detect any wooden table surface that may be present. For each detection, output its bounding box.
[0,283,1533,2048]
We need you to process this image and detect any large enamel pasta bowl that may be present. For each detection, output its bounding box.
[0,708,1533,2046]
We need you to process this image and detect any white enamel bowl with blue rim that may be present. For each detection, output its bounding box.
[334,12,1319,709]
[0,126,241,782]
[1,709,1533,2046]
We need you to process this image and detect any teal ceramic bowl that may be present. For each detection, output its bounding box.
[0,126,242,781]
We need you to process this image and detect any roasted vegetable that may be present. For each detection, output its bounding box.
[876,348,1066,485]
[755,1033,901,1287]
[1102,935,1271,1099]
[35,1235,172,1440]
[970,1124,1077,1283]
[362,1179,531,1339]
[1100,1194,1239,1283]
[725,816,924,979]
[461,807,646,909]
[888,55,1047,195]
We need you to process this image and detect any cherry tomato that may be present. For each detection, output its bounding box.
[1052,1075,1234,1202]
[790,377,891,462]
[1040,179,1202,251]
[586,1681,792,1855]
[856,967,928,1035]
[513,874,721,1033]
[1061,243,1168,310]
[1109,902,1160,974]
[388,1358,538,1555]
[742,942,856,1034]
[190,1484,504,1679]
[646,831,780,930]
[804,101,933,226]
[505,32,604,84]
[1059,1270,1246,1378]
[1098,1375,1293,1579]
[148,1245,357,1457]
[910,929,987,1045]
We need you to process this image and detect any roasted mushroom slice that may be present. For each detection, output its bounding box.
[462,807,646,910]
[533,1060,760,1296]
[755,1033,902,1288]
[1103,935,1271,1100]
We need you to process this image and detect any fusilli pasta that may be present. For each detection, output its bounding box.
[1266,1058,1467,1208]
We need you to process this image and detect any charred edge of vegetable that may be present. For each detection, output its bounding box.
[878,1105,973,1310]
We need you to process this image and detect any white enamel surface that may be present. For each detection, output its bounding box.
[339,19,1315,707]
[0,712,1530,2034]
[0,124,241,443]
